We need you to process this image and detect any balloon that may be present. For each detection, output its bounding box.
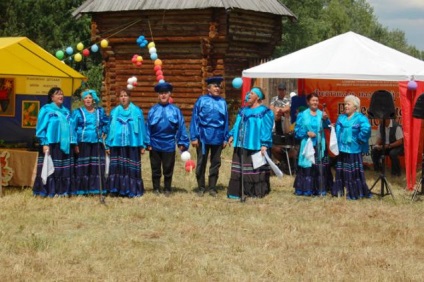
[169,97,174,103]
[136,61,142,67]
[91,44,99,52]
[181,151,191,161]
[159,79,165,83]
[232,77,243,89]
[74,53,82,62]
[149,47,157,54]
[55,50,64,60]
[150,53,158,60]
[156,70,163,76]
[153,65,162,72]
[185,160,196,172]
[147,42,155,49]
[154,59,162,66]
[77,42,84,51]
[127,84,134,90]
[156,75,164,81]
[100,39,108,48]
[65,47,73,55]
[408,80,417,90]
[82,49,90,57]
[136,56,143,62]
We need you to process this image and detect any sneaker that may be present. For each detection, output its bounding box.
[209,189,217,197]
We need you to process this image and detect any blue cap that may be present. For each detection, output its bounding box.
[205,76,224,86]
[154,82,173,93]
[82,89,100,104]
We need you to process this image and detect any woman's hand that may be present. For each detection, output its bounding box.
[261,146,267,155]
[307,131,316,138]
[43,145,49,155]
[228,136,234,147]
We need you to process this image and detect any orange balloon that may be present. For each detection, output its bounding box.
[154,59,162,66]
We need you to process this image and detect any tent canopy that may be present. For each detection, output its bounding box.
[243,31,424,81]
[0,37,85,80]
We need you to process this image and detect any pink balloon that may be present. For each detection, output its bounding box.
[185,160,196,172]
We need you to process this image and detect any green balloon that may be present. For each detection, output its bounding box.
[55,50,64,60]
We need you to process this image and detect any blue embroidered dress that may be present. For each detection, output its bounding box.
[227,105,274,198]
[72,107,109,195]
[33,102,76,197]
[105,103,147,197]
[332,112,372,199]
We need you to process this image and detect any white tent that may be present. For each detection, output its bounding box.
[242,31,424,81]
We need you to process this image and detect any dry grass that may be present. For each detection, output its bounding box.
[1,148,424,281]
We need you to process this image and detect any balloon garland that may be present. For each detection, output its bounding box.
[54,39,109,63]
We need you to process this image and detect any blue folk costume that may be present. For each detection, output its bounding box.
[72,93,109,195]
[105,102,147,197]
[189,87,229,193]
[33,102,77,197]
[293,108,333,196]
[146,97,189,193]
[227,105,274,198]
[332,112,372,199]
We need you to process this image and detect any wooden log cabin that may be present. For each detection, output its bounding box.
[73,0,296,122]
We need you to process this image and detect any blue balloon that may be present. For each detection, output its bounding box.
[65,46,73,55]
[143,39,148,45]
[232,77,243,89]
[150,53,158,60]
[159,79,165,83]
[91,44,99,52]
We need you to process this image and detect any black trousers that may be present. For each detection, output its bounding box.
[371,146,403,175]
[195,143,223,191]
[149,150,176,191]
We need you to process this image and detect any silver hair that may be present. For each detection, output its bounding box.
[344,94,360,112]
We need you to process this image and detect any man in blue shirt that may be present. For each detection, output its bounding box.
[190,76,229,197]
[147,82,190,196]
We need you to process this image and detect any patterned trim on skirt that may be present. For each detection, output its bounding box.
[293,154,333,196]
[332,152,371,199]
[106,146,144,197]
[74,142,106,195]
[33,143,76,197]
[227,148,271,198]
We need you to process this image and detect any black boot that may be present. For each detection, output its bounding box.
[152,178,161,195]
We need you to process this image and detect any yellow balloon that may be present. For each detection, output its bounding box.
[74,53,82,62]
[77,42,84,51]
[137,56,143,62]
[100,39,109,48]
[147,42,155,49]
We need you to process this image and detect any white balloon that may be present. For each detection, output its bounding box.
[181,151,191,162]
[149,47,157,54]
[127,84,134,90]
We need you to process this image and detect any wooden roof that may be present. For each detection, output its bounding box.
[73,0,296,19]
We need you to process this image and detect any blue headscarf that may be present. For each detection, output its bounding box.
[82,89,100,104]
[250,87,264,100]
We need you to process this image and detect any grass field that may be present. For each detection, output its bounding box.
[1,149,423,281]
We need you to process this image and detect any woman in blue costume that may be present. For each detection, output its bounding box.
[294,93,333,196]
[332,95,372,199]
[146,82,190,196]
[72,89,109,195]
[227,87,274,198]
[33,87,77,197]
[105,88,148,197]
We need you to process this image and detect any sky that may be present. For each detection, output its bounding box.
[367,0,424,51]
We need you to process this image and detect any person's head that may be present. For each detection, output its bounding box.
[118,88,131,108]
[277,82,287,98]
[154,82,173,105]
[81,89,100,108]
[47,87,64,105]
[206,76,223,97]
[246,87,265,106]
[306,92,319,111]
[344,95,360,115]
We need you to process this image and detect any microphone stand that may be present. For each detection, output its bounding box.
[96,107,106,204]
[239,109,246,203]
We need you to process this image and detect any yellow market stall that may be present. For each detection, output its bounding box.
[0,37,85,145]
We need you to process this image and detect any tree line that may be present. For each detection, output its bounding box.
[1,0,422,90]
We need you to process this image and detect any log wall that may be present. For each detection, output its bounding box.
[91,8,283,123]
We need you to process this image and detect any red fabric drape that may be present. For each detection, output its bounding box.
[399,81,424,190]
[241,77,252,105]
